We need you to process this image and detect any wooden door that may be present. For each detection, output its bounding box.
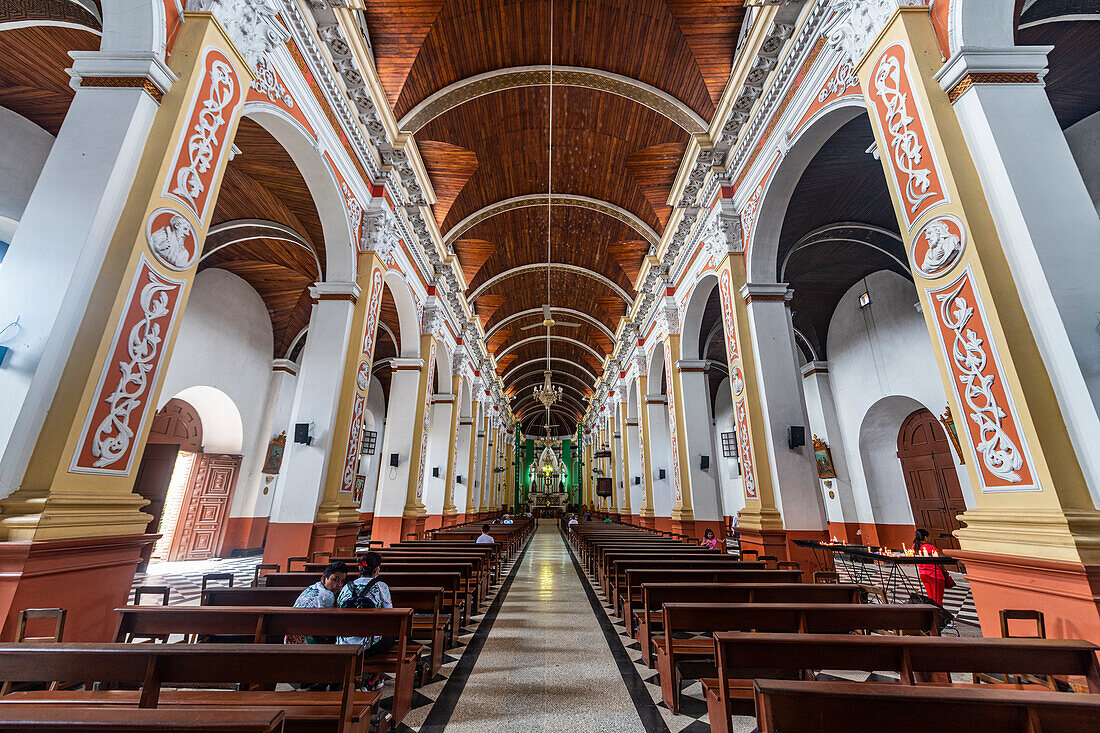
[132,443,180,571]
[896,409,966,550]
[167,453,241,561]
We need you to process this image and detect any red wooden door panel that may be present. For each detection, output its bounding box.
[168,453,241,562]
[897,409,966,550]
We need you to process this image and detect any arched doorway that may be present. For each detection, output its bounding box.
[896,408,966,550]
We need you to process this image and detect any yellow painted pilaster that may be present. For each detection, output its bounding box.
[441,373,463,518]
[608,415,619,514]
[636,375,654,519]
[619,397,633,517]
[663,332,695,523]
[476,409,489,513]
[0,14,253,540]
[713,254,784,536]
[463,402,481,516]
[859,9,1100,563]
[402,332,436,518]
[317,250,387,524]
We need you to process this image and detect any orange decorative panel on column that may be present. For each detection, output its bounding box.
[164,46,243,222]
[718,267,758,501]
[925,267,1037,492]
[663,340,682,503]
[415,340,437,501]
[71,256,185,475]
[338,265,385,495]
[867,41,949,231]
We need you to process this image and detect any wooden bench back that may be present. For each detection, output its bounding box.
[752,680,1100,733]
[663,602,939,635]
[641,583,861,613]
[0,643,361,694]
[627,569,802,591]
[114,607,413,648]
[0,707,286,732]
[202,586,443,614]
[714,633,1100,690]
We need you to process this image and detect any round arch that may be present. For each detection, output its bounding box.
[243,105,356,281]
[170,385,243,454]
[647,344,666,395]
[383,270,420,358]
[680,272,719,361]
[747,101,867,283]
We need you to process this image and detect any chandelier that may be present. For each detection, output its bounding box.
[533,369,563,409]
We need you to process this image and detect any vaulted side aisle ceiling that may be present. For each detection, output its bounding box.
[358,0,745,434]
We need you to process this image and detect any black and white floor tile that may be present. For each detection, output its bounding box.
[129,555,263,605]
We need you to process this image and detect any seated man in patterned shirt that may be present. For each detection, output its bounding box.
[337,552,394,691]
[286,560,348,645]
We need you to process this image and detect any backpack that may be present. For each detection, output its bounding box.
[343,577,381,609]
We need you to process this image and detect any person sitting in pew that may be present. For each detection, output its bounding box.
[286,560,349,648]
[568,514,579,530]
[702,528,720,551]
[337,552,394,691]
[476,525,495,544]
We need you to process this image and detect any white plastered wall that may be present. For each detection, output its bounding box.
[1065,110,1100,216]
[824,270,974,528]
[357,376,386,514]
[0,107,53,243]
[156,269,274,517]
[711,379,746,519]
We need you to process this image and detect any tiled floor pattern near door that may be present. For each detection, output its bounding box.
[129,555,263,605]
[832,556,979,626]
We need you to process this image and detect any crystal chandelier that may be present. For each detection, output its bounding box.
[533,369,562,409]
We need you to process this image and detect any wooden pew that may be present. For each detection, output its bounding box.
[0,644,379,733]
[596,547,719,588]
[0,707,286,732]
[201,586,448,683]
[606,558,766,613]
[752,680,1100,733]
[113,606,418,726]
[655,603,940,712]
[704,633,1100,732]
[264,571,466,645]
[621,569,803,624]
[634,583,862,665]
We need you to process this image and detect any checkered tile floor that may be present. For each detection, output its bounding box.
[130,555,263,605]
[128,551,526,733]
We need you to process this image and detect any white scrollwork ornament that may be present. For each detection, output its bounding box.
[936,277,1024,483]
[186,0,290,69]
[251,55,294,107]
[823,0,921,65]
[873,48,936,219]
[172,59,237,216]
[91,272,179,468]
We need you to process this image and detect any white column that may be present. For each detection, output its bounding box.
[422,394,455,518]
[359,418,385,514]
[799,362,859,533]
[0,53,175,495]
[372,361,424,519]
[625,415,643,514]
[454,414,474,514]
[937,49,1100,504]
[231,359,296,522]
[677,361,723,523]
[644,394,673,519]
[268,286,356,526]
[741,284,827,533]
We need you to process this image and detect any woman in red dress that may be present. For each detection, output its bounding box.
[913,529,950,605]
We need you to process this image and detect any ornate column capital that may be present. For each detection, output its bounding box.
[703,200,744,262]
[823,0,923,67]
[360,204,398,263]
[186,0,290,69]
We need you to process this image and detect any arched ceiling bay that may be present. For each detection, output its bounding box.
[357,0,745,432]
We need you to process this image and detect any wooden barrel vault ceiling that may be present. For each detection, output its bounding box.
[360,0,744,434]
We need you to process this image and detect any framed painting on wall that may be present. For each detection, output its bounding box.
[353,475,365,504]
[262,431,286,475]
[939,406,965,464]
[812,435,836,479]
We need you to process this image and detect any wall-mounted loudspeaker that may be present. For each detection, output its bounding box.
[700,455,710,470]
[432,467,440,478]
[293,423,312,445]
[658,469,666,480]
[633,476,640,485]
[787,426,806,449]
[389,453,399,467]
[456,475,463,484]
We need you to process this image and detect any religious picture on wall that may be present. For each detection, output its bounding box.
[262,431,286,475]
[939,405,965,464]
[353,475,365,504]
[812,435,836,479]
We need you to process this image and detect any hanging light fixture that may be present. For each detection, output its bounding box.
[533,0,562,421]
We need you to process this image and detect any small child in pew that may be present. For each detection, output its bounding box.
[286,561,349,644]
[337,552,394,691]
